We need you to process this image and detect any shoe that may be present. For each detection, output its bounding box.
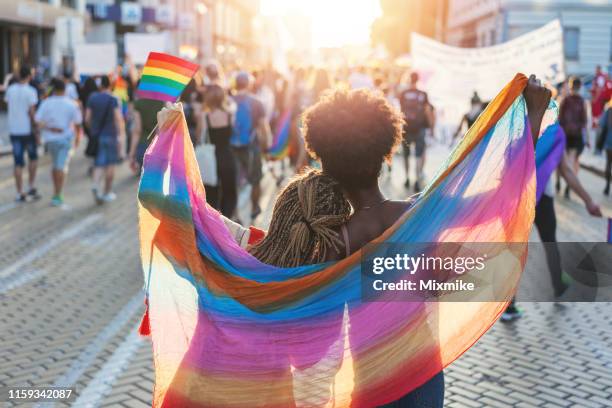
[15,193,27,203]
[551,273,572,300]
[564,186,570,199]
[50,195,64,207]
[92,188,103,205]
[101,192,117,203]
[555,179,561,193]
[604,186,610,196]
[500,304,524,322]
[404,178,411,189]
[27,188,41,200]
[414,181,421,193]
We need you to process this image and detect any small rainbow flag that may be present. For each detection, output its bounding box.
[136,52,199,102]
[113,76,129,116]
[607,218,612,243]
[113,76,129,103]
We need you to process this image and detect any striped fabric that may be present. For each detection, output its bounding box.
[267,109,292,160]
[138,74,538,407]
[136,52,199,102]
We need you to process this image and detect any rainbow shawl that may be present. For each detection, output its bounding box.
[535,122,565,202]
[138,74,536,407]
[267,109,292,160]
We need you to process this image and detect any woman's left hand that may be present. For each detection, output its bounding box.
[523,74,552,146]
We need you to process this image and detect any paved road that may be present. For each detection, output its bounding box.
[0,139,611,408]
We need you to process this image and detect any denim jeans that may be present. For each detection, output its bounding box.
[379,371,445,408]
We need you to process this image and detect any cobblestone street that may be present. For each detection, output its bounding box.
[1,141,611,408]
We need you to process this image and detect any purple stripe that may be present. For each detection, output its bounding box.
[136,89,177,102]
[608,218,612,243]
[536,125,565,202]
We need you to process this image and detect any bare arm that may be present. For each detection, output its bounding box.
[114,107,126,157]
[257,118,272,150]
[85,107,92,129]
[523,75,552,147]
[558,152,602,216]
[129,110,142,159]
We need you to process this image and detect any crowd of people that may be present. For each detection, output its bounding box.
[3,60,438,217]
[2,60,610,229]
[3,54,612,407]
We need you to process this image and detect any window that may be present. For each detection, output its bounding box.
[564,27,580,61]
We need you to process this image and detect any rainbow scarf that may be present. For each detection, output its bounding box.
[136,52,199,102]
[138,74,536,407]
[267,109,292,160]
[535,122,565,203]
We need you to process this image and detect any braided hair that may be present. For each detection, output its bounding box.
[249,169,351,267]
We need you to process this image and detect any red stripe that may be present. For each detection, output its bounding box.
[147,52,199,72]
[146,59,197,77]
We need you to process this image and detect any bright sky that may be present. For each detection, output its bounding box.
[260,0,381,48]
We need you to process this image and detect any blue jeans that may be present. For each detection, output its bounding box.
[379,371,445,408]
[10,134,38,167]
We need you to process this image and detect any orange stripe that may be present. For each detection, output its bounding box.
[147,59,198,77]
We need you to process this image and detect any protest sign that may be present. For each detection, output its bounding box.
[411,20,565,128]
[74,43,117,75]
[125,32,170,65]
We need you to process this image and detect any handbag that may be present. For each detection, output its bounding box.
[85,95,113,158]
[196,113,218,187]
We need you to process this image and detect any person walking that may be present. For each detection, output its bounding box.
[85,75,125,204]
[558,76,588,199]
[5,66,40,202]
[129,97,164,173]
[597,99,612,195]
[230,72,270,221]
[399,71,434,192]
[453,92,484,142]
[34,79,82,207]
[203,85,238,218]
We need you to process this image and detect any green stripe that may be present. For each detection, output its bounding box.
[140,75,185,90]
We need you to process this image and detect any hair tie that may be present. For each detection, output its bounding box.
[300,216,315,235]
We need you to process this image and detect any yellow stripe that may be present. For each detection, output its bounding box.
[142,66,190,84]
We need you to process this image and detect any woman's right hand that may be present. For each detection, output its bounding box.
[523,74,552,146]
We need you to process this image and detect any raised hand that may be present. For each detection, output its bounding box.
[523,74,552,146]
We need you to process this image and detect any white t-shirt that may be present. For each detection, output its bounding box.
[4,83,38,135]
[66,82,79,101]
[35,95,82,143]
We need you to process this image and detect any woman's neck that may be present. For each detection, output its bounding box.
[344,185,385,210]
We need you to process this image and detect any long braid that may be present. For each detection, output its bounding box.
[249,169,351,267]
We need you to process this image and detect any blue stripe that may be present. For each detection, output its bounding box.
[138,81,182,98]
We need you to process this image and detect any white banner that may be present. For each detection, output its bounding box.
[74,43,117,75]
[411,19,565,129]
[125,32,170,65]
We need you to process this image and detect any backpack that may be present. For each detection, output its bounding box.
[231,96,254,147]
[560,95,586,140]
[401,89,428,133]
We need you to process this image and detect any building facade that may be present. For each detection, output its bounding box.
[85,0,260,67]
[0,0,87,80]
[446,0,612,75]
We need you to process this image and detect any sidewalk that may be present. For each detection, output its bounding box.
[0,112,9,154]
